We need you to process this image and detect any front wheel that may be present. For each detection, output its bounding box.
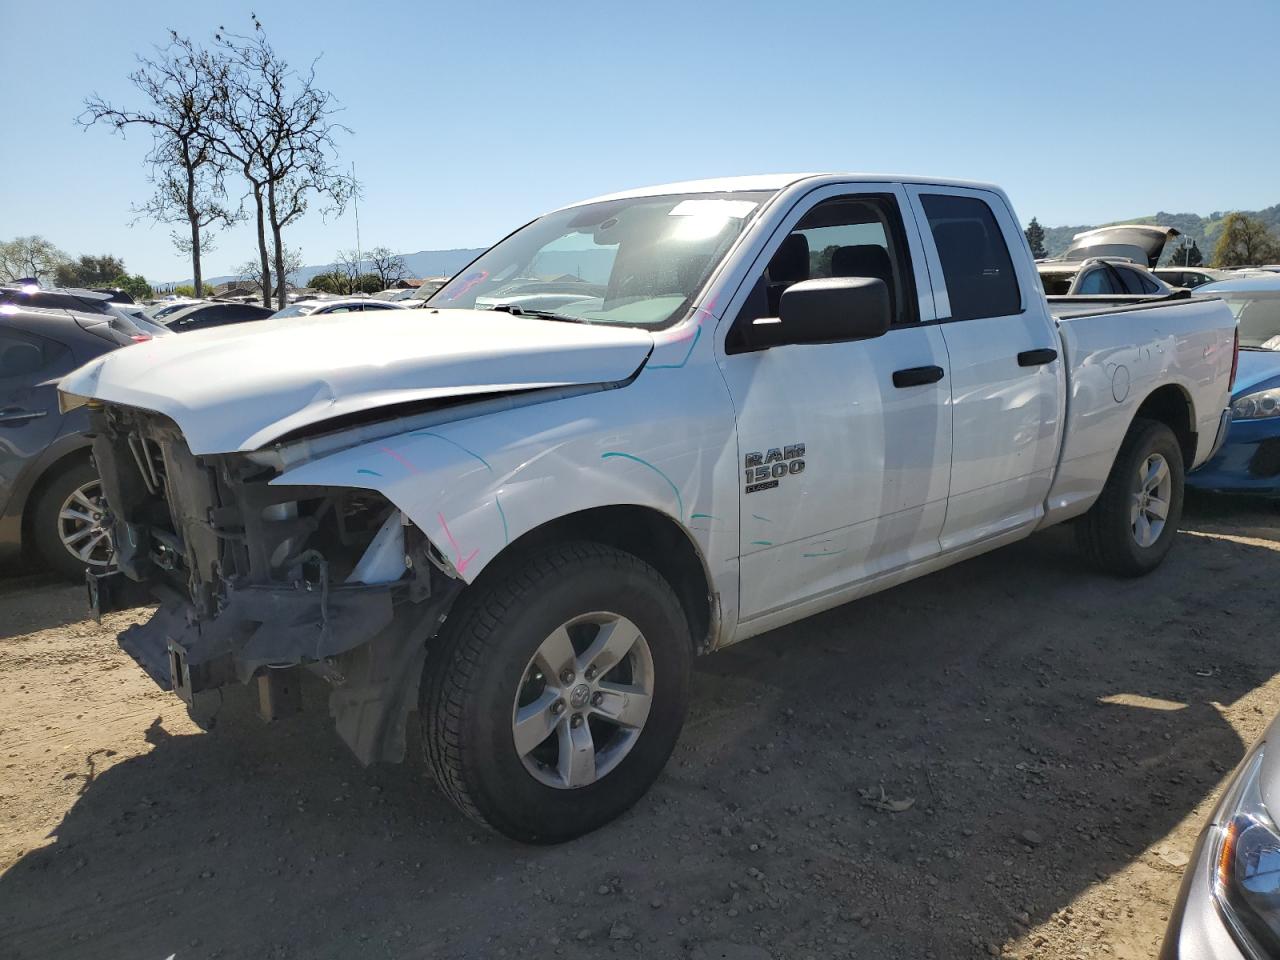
[31,459,114,582]
[420,541,692,843]
[1076,418,1185,577]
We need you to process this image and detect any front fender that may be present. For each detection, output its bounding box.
[270,367,741,594]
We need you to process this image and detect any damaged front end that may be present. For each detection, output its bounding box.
[89,403,461,764]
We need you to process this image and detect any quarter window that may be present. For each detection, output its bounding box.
[920,194,1021,321]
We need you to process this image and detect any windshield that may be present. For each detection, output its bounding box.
[269,303,318,319]
[1223,291,1280,349]
[426,191,774,328]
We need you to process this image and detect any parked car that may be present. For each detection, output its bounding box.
[1160,711,1279,959]
[1038,224,1182,297]
[143,298,203,322]
[1153,267,1230,290]
[268,297,407,319]
[406,277,451,304]
[160,300,274,332]
[0,304,141,579]
[1038,257,1176,297]
[65,173,1236,843]
[1187,274,1280,495]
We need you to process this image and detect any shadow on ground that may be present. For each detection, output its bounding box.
[1,498,1277,960]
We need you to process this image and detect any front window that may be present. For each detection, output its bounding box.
[427,191,774,329]
[1224,292,1280,349]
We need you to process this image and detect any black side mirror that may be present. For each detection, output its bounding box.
[748,277,891,350]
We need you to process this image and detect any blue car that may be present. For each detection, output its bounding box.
[1187,275,1280,495]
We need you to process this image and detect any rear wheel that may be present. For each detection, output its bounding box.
[420,541,691,843]
[31,460,114,582]
[1076,418,1184,577]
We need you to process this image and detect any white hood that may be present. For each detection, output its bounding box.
[59,309,654,454]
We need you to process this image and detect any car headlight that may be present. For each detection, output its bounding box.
[1232,388,1280,420]
[1209,747,1280,958]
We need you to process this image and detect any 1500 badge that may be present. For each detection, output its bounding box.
[744,444,805,494]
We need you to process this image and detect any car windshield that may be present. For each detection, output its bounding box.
[426,191,774,328]
[268,303,321,319]
[1223,291,1280,349]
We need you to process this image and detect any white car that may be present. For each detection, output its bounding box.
[63,173,1236,843]
[269,297,406,318]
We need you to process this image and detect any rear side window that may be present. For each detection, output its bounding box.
[1077,267,1120,295]
[920,194,1021,321]
[0,330,69,379]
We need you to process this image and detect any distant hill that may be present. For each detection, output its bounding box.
[1040,203,1280,263]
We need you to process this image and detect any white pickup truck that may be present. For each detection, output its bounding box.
[61,174,1237,843]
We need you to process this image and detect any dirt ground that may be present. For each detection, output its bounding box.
[1,495,1277,960]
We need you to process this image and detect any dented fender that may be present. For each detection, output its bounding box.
[269,334,744,637]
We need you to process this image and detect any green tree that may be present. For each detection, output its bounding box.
[1167,240,1204,268]
[308,270,346,294]
[54,254,127,288]
[1024,218,1047,259]
[0,235,70,283]
[353,273,381,294]
[110,274,153,300]
[1211,213,1280,267]
[172,284,196,297]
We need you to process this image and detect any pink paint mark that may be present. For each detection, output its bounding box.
[380,445,419,474]
[438,512,480,575]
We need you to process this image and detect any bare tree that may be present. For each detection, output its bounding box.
[79,34,238,297]
[367,246,407,289]
[0,236,69,283]
[236,244,302,296]
[210,17,354,309]
[334,248,363,294]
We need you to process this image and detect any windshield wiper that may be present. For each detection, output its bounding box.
[487,303,589,324]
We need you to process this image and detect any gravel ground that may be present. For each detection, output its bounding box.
[1,495,1277,960]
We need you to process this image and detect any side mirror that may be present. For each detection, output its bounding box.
[749,277,890,350]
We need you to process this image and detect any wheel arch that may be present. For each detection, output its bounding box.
[19,443,94,545]
[1132,383,1196,469]
[470,504,718,655]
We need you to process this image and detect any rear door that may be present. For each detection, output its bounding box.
[718,184,953,620]
[0,327,75,516]
[905,186,1066,551]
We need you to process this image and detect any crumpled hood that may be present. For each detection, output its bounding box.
[1233,349,1280,399]
[59,309,653,454]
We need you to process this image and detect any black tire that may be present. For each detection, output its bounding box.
[420,541,692,843]
[30,459,113,582]
[1076,418,1185,577]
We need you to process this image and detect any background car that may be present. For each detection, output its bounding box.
[1038,256,1175,296]
[1188,274,1280,496]
[143,298,203,322]
[1,304,139,579]
[1153,267,1230,289]
[268,296,406,318]
[1160,711,1279,959]
[160,300,274,332]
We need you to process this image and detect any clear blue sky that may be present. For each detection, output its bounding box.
[6,0,1277,283]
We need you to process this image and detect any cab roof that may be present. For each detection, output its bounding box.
[561,173,1004,209]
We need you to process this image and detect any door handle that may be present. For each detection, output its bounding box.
[1017,348,1058,367]
[0,407,47,424]
[892,365,945,388]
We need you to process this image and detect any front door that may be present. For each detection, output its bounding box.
[0,327,72,517]
[717,185,952,622]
